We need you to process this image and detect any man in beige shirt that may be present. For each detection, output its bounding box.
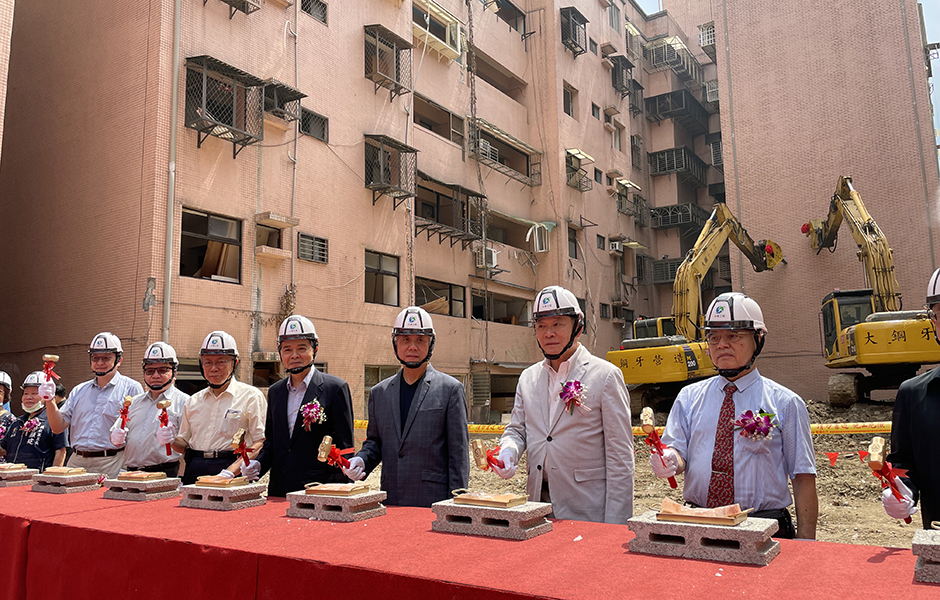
[167,331,265,484]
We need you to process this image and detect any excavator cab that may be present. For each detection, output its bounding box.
[633,317,677,340]
[820,289,875,359]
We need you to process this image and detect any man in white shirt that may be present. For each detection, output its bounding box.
[493,286,635,524]
[109,342,188,477]
[651,292,818,539]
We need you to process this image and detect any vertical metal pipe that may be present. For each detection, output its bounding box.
[163,0,182,343]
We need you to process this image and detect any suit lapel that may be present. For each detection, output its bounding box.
[549,347,589,433]
[400,366,432,447]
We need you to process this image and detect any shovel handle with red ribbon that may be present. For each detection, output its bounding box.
[42,354,61,382]
[868,436,912,524]
[119,397,133,429]
[470,439,504,471]
[641,407,678,489]
[232,428,250,466]
[156,399,172,456]
[317,435,354,469]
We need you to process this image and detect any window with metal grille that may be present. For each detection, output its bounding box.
[560,7,588,58]
[365,25,412,101]
[631,135,643,170]
[416,277,465,318]
[264,80,305,122]
[300,108,328,142]
[610,55,633,98]
[600,303,611,319]
[298,233,328,264]
[364,135,418,204]
[365,250,399,306]
[700,22,715,47]
[180,208,241,283]
[301,0,327,25]
[636,254,653,285]
[711,140,723,169]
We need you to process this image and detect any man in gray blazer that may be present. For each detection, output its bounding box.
[344,307,469,507]
[493,286,635,524]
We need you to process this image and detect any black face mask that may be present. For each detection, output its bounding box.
[713,332,765,379]
[536,315,583,361]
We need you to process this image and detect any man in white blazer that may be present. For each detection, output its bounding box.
[494,286,635,524]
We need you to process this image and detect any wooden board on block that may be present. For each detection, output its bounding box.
[44,467,87,476]
[304,483,371,496]
[453,492,527,508]
[0,464,28,472]
[656,511,751,526]
[194,475,249,488]
[118,471,167,481]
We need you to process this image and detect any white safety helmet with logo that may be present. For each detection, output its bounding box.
[0,371,10,393]
[278,315,319,373]
[392,307,436,368]
[21,371,46,389]
[703,292,767,378]
[142,341,179,392]
[532,286,584,360]
[925,269,940,346]
[199,330,239,389]
[88,332,124,377]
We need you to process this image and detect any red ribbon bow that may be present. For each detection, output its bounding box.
[43,361,60,381]
[485,445,504,471]
[158,409,171,457]
[235,439,250,467]
[119,405,130,429]
[326,445,354,469]
[872,461,912,524]
[643,430,678,489]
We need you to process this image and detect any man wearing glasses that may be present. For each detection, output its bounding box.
[108,342,189,477]
[883,269,940,528]
[43,332,144,478]
[169,331,266,484]
[650,292,818,539]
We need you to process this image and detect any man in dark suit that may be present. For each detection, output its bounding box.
[240,315,354,497]
[343,307,469,507]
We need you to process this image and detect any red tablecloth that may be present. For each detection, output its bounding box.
[0,486,936,600]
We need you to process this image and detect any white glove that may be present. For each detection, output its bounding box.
[39,380,56,403]
[342,456,366,481]
[109,428,127,447]
[650,447,681,479]
[882,478,918,520]
[241,460,261,481]
[218,469,235,479]
[492,447,517,479]
[156,423,176,445]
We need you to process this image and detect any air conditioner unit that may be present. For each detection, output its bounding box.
[609,241,624,253]
[475,247,499,269]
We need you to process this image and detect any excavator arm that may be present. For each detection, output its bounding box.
[803,176,902,312]
[672,203,783,340]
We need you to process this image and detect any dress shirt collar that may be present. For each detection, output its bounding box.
[207,377,240,399]
[287,367,315,393]
[92,372,122,390]
[717,368,761,393]
[541,342,584,376]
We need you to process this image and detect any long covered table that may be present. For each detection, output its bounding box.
[0,485,936,600]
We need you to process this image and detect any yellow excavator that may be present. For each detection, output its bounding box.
[606,203,783,410]
[803,175,940,406]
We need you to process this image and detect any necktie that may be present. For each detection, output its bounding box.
[706,383,737,507]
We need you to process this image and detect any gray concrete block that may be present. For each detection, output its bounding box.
[286,490,387,522]
[431,499,553,541]
[0,468,38,487]
[179,483,266,511]
[627,510,780,566]
[912,529,940,584]
[31,472,102,494]
[102,477,181,501]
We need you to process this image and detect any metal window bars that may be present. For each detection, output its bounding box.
[647,147,709,188]
[300,109,328,142]
[610,55,634,98]
[414,172,484,250]
[207,0,261,19]
[645,89,709,136]
[629,79,644,117]
[560,7,588,58]
[263,80,306,122]
[643,37,704,91]
[468,117,542,186]
[301,0,327,24]
[566,167,593,192]
[616,192,649,227]
[364,134,418,208]
[184,56,265,158]
[649,202,710,231]
[298,233,329,263]
[365,25,413,102]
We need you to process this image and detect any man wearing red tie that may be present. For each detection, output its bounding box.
[651,292,818,539]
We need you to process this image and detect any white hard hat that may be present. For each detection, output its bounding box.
[0,371,10,391]
[200,331,239,357]
[89,332,124,355]
[21,371,45,389]
[927,269,940,307]
[533,286,583,320]
[704,292,767,333]
[393,307,435,336]
[143,341,179,366]
[278,315,318,344]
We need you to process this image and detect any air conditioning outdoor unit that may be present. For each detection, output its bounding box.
[475,247,499,269]
[609,241,624,253]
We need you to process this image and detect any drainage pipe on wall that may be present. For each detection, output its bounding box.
[162,0,182,343]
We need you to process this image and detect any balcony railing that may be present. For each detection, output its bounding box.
[699,22,716,63]
[650,202,710,231]
[365,134,418,207]
[566,168,593,192]
[645,89,709,136]
[629,79,644,117]
[560,7,588,58]
[652,258,684,284]
[648,147,709,188]
[610,55,634,98]
[644,36,704,90]
[617,193,649,227]
[468,117,542,186]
